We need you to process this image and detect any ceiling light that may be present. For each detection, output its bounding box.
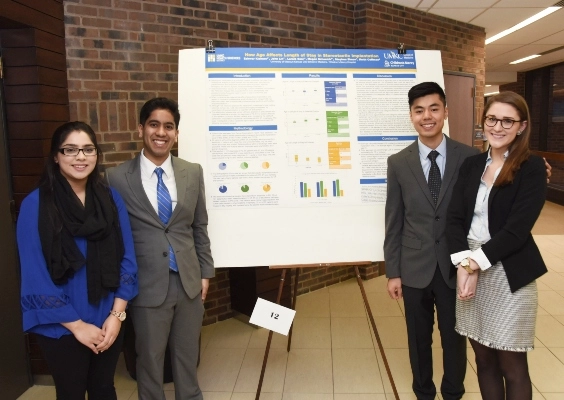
[485,6,561,44]
[510,55,541,64]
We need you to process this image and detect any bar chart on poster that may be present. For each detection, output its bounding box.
[178,48,446,268]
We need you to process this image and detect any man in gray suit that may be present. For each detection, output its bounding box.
[384,82,478,400]
[107,97,214,400]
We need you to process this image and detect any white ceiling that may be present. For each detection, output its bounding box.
[384,0,564,88]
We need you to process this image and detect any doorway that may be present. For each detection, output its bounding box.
[0,53,31,399]
[443,72,476,146]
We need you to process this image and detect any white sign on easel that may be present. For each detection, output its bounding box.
[249,298,296,335]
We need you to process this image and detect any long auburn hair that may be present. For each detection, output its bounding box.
[483,92,531,186]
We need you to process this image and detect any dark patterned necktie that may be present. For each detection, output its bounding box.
[155,167,178,272]
[427,150,441,205]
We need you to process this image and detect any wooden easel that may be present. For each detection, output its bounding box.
[255,262,400,400]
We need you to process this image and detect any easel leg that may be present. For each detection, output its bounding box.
[286,268,300,352]
[354,266,400,400]
[255,268,287,400]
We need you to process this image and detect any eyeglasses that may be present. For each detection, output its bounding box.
[484,116,522,129]
[58,147,98,156]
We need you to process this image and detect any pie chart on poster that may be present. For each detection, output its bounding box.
[241,185,250,192]
[263,184,271,192]
[218,162,227,170]
[262,161,270,169]
[219,185,227,193]
[240,162,248,169]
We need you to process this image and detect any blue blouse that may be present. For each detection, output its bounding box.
[17,187,138,339]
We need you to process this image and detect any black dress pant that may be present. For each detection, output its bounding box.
[36,325,125,400]
[402,266,467,400]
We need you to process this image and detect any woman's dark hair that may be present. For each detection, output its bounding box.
[483,92,531,186]
[38,121,104,192]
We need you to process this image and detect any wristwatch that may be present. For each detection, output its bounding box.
[460,258,474,274]
[110,310,126,321]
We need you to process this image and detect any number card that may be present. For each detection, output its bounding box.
[249,297,296,335]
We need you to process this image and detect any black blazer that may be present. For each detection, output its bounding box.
[447,152,547,293]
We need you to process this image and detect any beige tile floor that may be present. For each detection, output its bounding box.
[18,201,564,400]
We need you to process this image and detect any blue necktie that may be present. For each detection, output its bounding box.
[155,167,178,272]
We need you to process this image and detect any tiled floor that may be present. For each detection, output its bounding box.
[18,201,564,400]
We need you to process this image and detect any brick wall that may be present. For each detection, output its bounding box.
[62,0,486,324]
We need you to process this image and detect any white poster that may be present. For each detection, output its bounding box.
[178,48,446,268]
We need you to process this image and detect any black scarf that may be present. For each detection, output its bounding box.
[38,171,124,304]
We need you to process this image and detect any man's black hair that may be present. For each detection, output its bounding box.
[408,82,447,107]
[139,97,180,127]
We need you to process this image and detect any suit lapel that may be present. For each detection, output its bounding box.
[170,156,187,225]
[405,141,436,207]
[488,154,500,212]
[436,137,460,208]
[126,154,162,225]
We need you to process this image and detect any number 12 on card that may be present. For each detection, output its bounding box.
[250,298,296,335]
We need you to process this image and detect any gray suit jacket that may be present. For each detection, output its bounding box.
[383,136,479,289]
[106,154,214,306]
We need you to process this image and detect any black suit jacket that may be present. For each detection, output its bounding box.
[446,152,547,292]
[384,136,479,289]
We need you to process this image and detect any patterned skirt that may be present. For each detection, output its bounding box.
[455,239,538,352]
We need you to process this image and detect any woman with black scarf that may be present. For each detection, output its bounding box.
[17,121,138,399]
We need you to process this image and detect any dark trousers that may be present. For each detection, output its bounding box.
[36,326,125,400]
[402,266,467,400]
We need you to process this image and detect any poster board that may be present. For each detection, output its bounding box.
[178,48,446,268]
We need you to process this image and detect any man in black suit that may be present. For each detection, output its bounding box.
[384,82,478,399]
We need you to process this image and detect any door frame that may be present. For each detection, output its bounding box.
[443,71,477,147]
[0,50,32,398]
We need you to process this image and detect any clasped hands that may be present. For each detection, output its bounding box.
[457,258,479,301]
[63,315,122,354]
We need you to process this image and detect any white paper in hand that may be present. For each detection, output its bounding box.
[249,297,296,335]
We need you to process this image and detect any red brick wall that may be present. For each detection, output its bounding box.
[62,0,486,324]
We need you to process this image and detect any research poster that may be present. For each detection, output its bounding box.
[178,48,446,268]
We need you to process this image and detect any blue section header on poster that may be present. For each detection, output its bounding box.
[357,136,418,141]
[208,73,276,78]
[205,48,417,69]
[209,125,278,131]
[353,74,417,78]
[360,179,387,184]
[281,73,347,78]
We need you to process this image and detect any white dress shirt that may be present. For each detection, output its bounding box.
[450,149,508,271]
[139,150,178,214]
[418,135,447,181]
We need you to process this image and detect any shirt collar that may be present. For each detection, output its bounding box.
[140,150,173,179]
[486,148,509,163]
[418,134,446,159]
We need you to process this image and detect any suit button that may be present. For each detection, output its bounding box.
[163,252,168,257]
[165,229,169,233]
[435,216,440,221]
[435,240,440,245]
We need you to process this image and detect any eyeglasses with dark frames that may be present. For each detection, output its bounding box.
[58,147,98,156]
[484,116,522,129]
